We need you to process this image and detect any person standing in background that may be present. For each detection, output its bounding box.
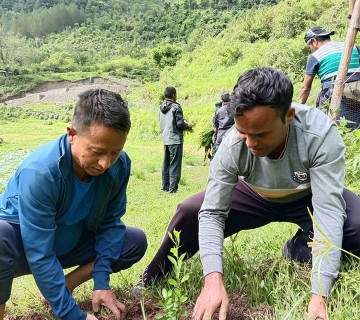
[159,87,192,193]
[212,93,235,158]
[299,26,360,129]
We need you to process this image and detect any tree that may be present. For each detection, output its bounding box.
[0,28,39,70]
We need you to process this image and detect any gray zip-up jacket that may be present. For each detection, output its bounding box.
[199,103,346,297]
[213,102,235,146]
[159,98,191,145]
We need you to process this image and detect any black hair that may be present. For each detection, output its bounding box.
[221,93,230,102]
[72,88,131,133]
[164,86,177,99]
[313,35,331,42]
[229,67,293,122]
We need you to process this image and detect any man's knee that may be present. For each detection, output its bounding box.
[131,228,148,262]
[174,193,204,224]
[343,189,360,254]
[0,221,19,305]
[0,221,20,266]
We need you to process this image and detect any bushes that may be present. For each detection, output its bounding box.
[39,52,78,72]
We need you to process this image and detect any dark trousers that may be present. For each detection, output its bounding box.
[142,180,360,285]
[0,223,147,304]
[162,144,183,192]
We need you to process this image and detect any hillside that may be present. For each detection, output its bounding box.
[0,0,354,99]
[0,0,279,82]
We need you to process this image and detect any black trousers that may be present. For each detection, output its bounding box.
[162,144,183,192]
[142,180,360,285]
[0,224,147,304]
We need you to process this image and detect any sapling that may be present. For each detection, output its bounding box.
[155,230,190,320]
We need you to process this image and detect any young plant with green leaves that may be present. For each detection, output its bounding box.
[155,230,190,320]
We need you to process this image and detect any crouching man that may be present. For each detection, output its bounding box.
[0,89,147,320]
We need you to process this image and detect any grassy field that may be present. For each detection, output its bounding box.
[0,102,359,320]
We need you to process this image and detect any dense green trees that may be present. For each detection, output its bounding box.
[7,4,86,37]
[0,0,281,77]
[0,0,352,101]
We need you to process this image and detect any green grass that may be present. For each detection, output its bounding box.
[1,103,359,320]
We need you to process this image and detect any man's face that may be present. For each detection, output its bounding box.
[307,39,318,53]
[68,124,128,181]
[234,105,294,158]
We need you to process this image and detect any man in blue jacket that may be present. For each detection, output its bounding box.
[0,89,147,320]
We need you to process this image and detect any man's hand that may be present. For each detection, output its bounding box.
[192,272,229,320]
[86,313,98,320]
[304,294,328,320]
[92,289,125,320]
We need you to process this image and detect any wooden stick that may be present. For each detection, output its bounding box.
[330,0,360,111]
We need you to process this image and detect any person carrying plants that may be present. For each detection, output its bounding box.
[138,67,360,320]
[300,26,360,129]
[159,86,193,193]
[212,92,235,158]
[0,89,147,320]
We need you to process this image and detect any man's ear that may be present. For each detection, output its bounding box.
[286,107,296,123]
[67,126,77,143]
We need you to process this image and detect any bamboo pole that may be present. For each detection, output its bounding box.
[329,0,360,111]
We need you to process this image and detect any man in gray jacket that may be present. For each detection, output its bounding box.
[212,93,235,157]
[140,68,359,320]
[159,87,192,193]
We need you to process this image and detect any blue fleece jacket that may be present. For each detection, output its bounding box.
[0,134,131,320]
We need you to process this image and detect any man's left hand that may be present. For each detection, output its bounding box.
[304,294,328,320]
[92,289,125,320]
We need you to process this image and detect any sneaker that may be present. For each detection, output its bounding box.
[282,228,312,263]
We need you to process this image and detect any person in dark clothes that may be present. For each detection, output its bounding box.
[159,87,193,193]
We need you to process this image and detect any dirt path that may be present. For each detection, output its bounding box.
[0,77,136,105]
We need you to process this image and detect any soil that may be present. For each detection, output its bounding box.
[6,292,273,320]
[0,77,136,105]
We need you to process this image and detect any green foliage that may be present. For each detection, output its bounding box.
[7,3,86,38]
[0,103,73,123]
[0,0,281,78]
[156,230,190,320]
[39,52,78,73]
[153,45,183,68]
[0,29,40,70]
[199,129,214,148]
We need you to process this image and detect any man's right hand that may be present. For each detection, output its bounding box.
[86,313,98,320]
[192,272,229,320]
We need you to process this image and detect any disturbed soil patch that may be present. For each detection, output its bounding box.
[6,292,273,320]
[0,77,136,105]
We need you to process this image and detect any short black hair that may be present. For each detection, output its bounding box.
[72,88,131,133]
[221,93,230,102]
[164,87,177,99]
[229,67,293,122]
[313,35,331,42]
